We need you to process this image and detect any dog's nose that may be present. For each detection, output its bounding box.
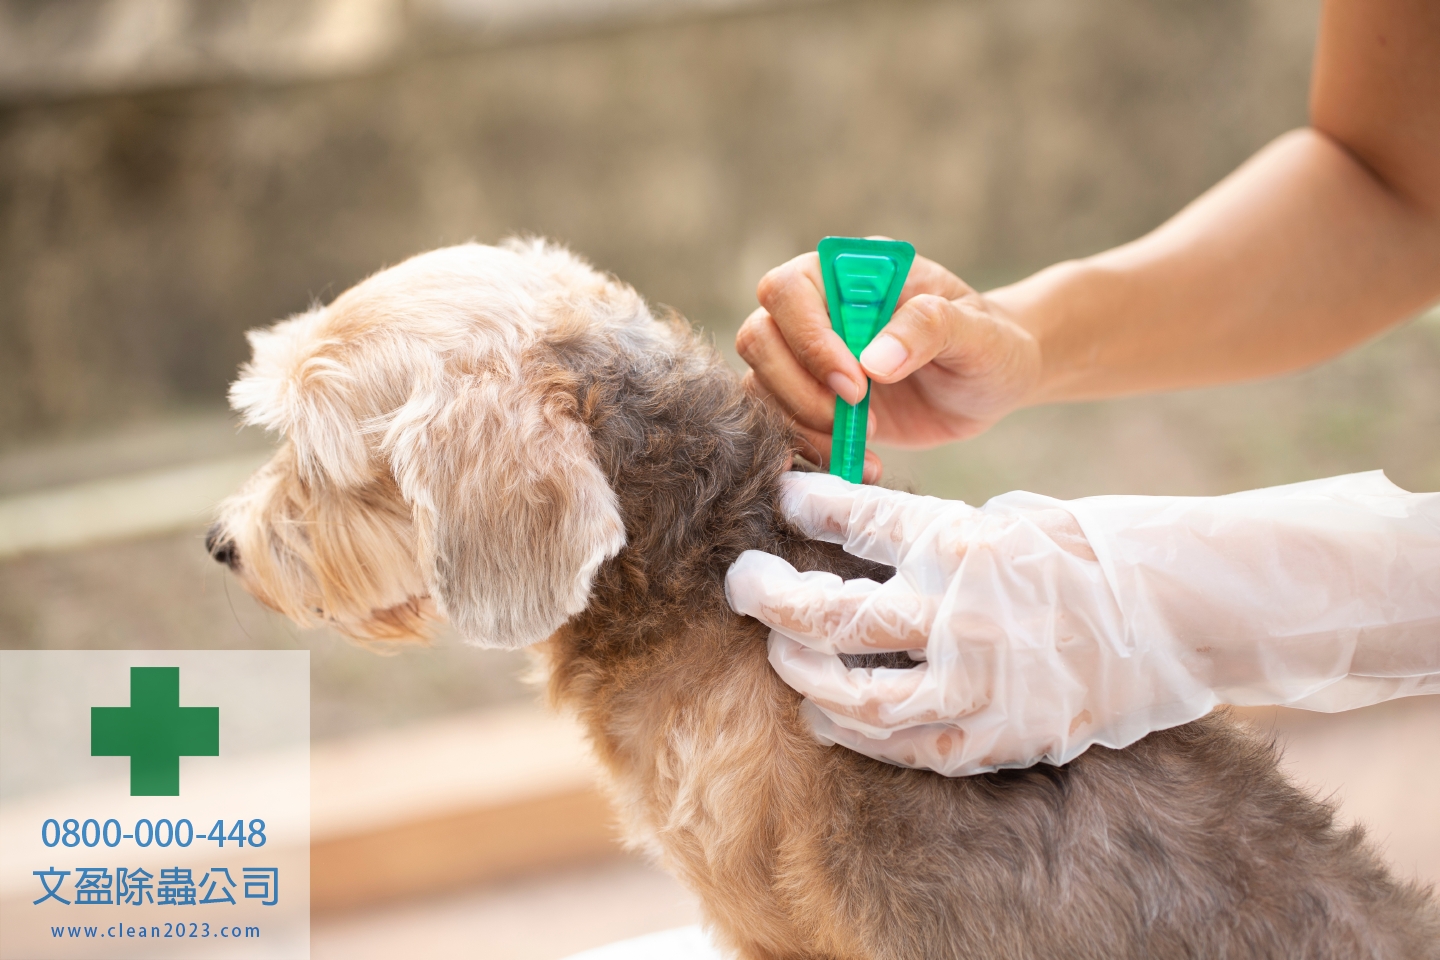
[205,523,239,569]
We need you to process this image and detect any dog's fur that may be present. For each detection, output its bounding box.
[211,240,1440,959]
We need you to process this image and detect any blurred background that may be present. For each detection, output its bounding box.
[1,0,1436,956]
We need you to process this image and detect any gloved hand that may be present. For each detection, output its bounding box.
[726,471,1440,776]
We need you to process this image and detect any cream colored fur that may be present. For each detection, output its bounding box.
[218,240,635,647]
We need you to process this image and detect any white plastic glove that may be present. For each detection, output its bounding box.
[726,471,1440,776]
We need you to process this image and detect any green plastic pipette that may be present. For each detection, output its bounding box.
[818,237,915,483]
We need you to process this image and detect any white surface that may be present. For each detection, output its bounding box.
[562,925,721,960]
[312,859,701,960]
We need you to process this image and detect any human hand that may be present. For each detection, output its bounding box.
[735,249,1041,479]
[726,471,1440,776]
[727,472,1163,775]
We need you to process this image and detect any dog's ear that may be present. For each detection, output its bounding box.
[228,309,374,486]
[385,362,626,649]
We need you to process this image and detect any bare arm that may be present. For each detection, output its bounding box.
[1009,0,1440,403]
[737,0,1440,471]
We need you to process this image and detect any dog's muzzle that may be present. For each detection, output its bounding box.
[206,523,239,570]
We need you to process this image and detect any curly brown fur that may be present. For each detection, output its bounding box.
[212,241,1440,959]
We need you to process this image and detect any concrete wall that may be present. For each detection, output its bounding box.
[0,0,1320,446]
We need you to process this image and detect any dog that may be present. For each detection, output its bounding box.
[209,240,1440,959]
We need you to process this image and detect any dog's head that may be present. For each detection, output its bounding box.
[208,240,669,648]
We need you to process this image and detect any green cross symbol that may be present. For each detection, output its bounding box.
[92,667,219,796]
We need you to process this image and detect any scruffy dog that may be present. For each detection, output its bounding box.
[209,240,1440,959]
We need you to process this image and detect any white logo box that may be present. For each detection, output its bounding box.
[0,651,309,959]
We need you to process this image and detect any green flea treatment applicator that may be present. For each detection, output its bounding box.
[818,236,915,483]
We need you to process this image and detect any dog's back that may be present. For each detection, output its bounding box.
[545,306,1440,959]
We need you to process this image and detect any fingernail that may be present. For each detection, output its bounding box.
[867,410,876,438]
[826,372,864,405]
[862,456,881,484]
[860,334,907,378]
